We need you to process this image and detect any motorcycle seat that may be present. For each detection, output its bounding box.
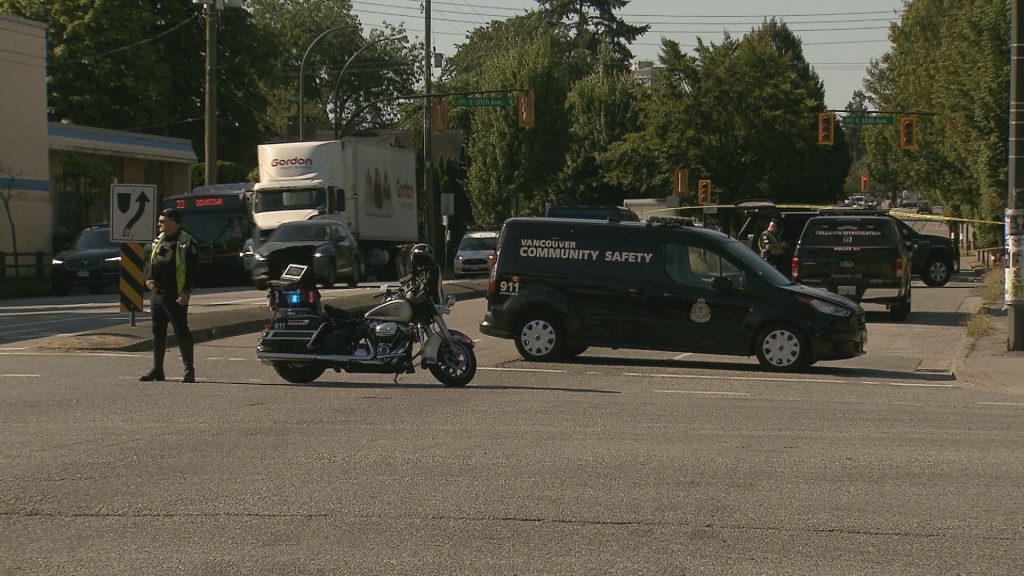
[324,304,359,323]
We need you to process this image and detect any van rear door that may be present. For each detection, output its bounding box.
[795,218,902,298]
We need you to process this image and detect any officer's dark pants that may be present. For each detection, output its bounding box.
[150,291,194,372]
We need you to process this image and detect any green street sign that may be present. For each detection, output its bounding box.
[842,115,894,126]
[451,95,510,107]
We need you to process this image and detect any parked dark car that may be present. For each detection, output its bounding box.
[51,226,121,295]
[892,218,958,286]
[480,217,867,371]
[250,220,362,289]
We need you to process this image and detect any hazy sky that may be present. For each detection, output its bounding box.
[350,0,904,110]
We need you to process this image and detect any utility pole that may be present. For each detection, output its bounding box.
[1008,0,1024,350]
[422,0,436,247]
[204,1,218,186]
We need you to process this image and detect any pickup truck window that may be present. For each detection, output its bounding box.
[801,220,896,248]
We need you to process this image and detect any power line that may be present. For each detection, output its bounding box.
[52,13,199,66]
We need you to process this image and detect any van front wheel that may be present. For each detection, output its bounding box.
[755,323,810,371]
[514,315,564,362]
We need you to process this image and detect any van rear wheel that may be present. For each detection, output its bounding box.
[755,323,810,371]
[514,314,565,362]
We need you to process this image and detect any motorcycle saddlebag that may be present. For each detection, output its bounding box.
[260,313,328,353]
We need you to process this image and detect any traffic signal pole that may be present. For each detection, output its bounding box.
[1008,0,1024,350]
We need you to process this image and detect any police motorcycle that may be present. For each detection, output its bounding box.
[256,244,477,386]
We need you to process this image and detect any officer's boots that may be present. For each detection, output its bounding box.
[140,337,166,382]
[181,339,195,383]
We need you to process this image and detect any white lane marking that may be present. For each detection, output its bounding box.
[206,357,249,361]
[977,402,1024,407]
[624,372,845,384]
[626,372,954,388]
[0,350,141,357]
[654,389,750,397]
[0,313,125,330]
[0,374,40,378]
[479,366,566,373]
[585,371,602,375]
[672,353,693,361]
[0,347,29,351]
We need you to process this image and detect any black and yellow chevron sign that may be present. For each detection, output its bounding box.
[119,243,146,313]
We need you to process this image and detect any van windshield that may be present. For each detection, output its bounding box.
[721,238,793,287]
[459,236,497,251]
[255,188,325,213]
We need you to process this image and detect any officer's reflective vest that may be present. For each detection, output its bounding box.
[149,231,193,294]
[759,230,784,257]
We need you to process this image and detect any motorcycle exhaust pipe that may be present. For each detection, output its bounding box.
[257,351,383,364]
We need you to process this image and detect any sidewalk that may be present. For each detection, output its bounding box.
[950,255,1024,396]
[35,280,488,353]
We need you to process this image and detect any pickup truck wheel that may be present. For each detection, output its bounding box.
[755,323,810,371]
[514,314,565,362]
[922,256,953,287]
[890,296,911,321]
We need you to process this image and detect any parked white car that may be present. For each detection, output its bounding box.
[453,231,498,277]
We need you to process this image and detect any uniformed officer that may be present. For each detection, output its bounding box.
[758,218,789,274]
[140,208,199,383]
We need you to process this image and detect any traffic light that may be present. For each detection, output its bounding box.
[899,115,917,150]
[697,179,712,205]
[817,112,835,146]
[432,98,449,133]
[860,175,868,193]
[518,90,535,128]
[674,168,689,196]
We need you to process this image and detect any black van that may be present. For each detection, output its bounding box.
[480,218,867,371]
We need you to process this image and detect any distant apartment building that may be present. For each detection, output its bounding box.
[631,60,663,90]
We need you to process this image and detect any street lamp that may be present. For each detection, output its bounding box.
[298,24,352,141]
[332,33,407,138]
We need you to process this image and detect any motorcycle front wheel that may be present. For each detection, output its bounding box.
[272,361,326,384]
[429,338,476,387]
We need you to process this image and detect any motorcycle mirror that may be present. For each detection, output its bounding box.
[445,295,456,308]
[377,282,389,295]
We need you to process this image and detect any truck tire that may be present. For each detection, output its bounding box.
[922,256,953,287]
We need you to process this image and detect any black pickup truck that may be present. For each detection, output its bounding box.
[737,203,959,287]
[792,215,913,321]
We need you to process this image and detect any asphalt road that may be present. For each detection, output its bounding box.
[1,283,1022,575]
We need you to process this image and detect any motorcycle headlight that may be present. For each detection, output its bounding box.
[802,297,852,317]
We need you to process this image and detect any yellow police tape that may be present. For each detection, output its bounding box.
[643,203,1004,225]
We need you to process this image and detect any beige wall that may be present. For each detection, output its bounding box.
[0,15,50,259]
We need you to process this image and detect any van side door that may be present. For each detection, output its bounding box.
[654,242,754,354]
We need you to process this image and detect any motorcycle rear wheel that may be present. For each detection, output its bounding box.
[429,338,476,387]
[272,361,326,384]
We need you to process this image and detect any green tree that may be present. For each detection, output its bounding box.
[535,0,649,68]
[249,0,419,138]
[862,0,1009,244]
[555,42,645,205]
[457,20,576,228]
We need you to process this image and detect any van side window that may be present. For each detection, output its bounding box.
[667,244,745,289]
[664,244,694,285]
